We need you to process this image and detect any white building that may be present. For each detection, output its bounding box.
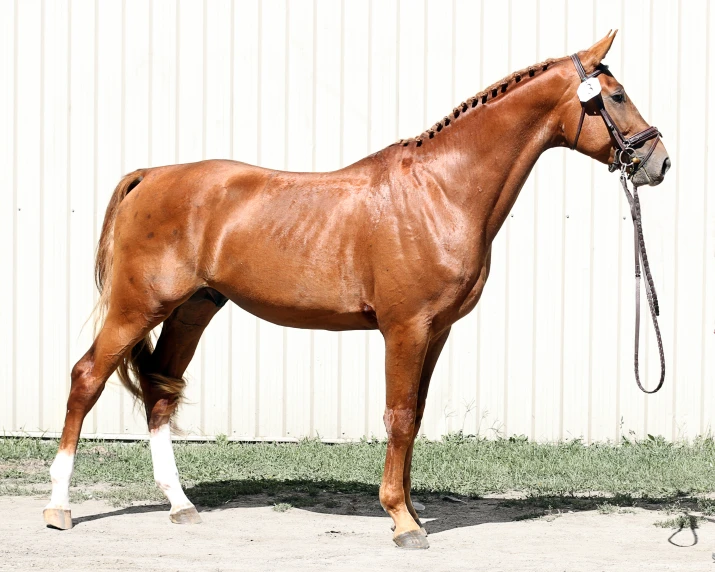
[1,0,713,443]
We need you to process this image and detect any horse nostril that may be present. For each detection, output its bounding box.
[662,157,671,176]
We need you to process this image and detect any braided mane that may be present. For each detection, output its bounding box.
[396,56,565,147]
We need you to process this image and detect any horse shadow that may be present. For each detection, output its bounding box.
[73,478,698,537]
[70,478,706,544]
[73,503,169,525]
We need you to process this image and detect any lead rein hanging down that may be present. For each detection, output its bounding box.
[620,172,665,394]
[569,52,665,394]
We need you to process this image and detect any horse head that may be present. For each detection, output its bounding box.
[566,31,671,187]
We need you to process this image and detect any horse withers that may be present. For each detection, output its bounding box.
[44,31,670,549]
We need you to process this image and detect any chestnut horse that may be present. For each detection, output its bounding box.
[45,32,670,548]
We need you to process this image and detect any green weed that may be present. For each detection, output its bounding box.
[697,497,715,516]
[2,435,715,509]
[654,514,701,529]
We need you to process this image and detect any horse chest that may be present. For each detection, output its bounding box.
[454,251,491,321]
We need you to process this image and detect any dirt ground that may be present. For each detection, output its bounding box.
[2,494,714,572]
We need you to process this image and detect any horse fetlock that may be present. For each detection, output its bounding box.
[388,506,423,539]
[44,452,75,530]
[380,486,421,538]
[154,473,190,505]
[47,451,74,510]
[150,423,192,510]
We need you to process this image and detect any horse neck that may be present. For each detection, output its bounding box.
[417,65,570,243]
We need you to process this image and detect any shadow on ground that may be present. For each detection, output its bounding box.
[183,479,707,536]
[60,478,711,539]
[73,503,169,526]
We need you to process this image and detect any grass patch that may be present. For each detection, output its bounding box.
[276,495,319,508]
[595,492,637,515]
[272,503,292,513]
[596,502,617,514]
[654,514,702,529]
[513,511,544,521]
[2,434,715,509]
[0,483,46,497]
[512,506,562,522]
[596,502,636,515]
[697,497,715,516]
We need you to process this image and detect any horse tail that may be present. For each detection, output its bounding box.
[94,169,154,404]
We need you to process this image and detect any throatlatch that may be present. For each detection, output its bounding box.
[570,53,666,394]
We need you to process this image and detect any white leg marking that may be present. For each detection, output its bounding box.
[45,451,75,510]
[150,424,193,513]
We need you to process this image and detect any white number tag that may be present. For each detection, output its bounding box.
[577,77,602,102]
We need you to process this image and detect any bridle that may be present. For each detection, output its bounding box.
[570,54,662,176]
[570,53,666,394]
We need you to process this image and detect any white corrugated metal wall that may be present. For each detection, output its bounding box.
[1,0,713,443]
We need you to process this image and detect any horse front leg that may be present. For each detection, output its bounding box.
[402,326,451,534]
[141,290,225,524]
[380,321,431,549]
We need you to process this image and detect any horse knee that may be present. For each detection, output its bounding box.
[383,408,416,441]
[384,407,416,444]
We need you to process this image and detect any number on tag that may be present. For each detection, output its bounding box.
[577,77,602,102]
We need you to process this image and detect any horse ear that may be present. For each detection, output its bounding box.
[580,30,618,72]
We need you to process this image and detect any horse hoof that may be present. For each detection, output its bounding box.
[393,529,429,550]
[43,508,73,530]
[169,506,202,525]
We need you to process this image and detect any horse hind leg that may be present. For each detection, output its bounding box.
[140,289,226,525]
[44,304,171,530]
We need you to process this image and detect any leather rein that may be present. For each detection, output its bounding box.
[570,53,665,394]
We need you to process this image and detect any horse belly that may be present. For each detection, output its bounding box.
[215,279,378,331]
[224,295,378,331]
[208,232,376,332]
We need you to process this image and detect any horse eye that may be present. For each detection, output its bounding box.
[612,93,625,104]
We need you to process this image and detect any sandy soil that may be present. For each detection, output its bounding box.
[1,495,713,572]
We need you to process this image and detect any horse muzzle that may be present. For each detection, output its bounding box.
[630,141,671,187]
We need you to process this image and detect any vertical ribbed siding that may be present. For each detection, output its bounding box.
[1,0,712,442]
